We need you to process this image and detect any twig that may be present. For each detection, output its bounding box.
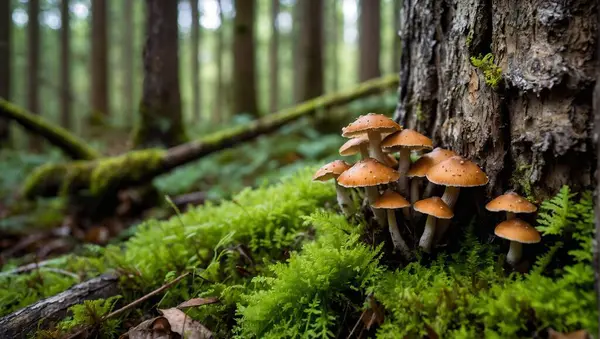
[66,272,190,339]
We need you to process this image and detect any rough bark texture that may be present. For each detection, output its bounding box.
[0,0,10,146]
[394,0,597,199]
[134,0,186,148]
[0,273,119,339]
[233,0,259,117]
[269,0,279,113]
[60,0,71,129]
[191,0,201,120]
[123,0,134,126]
[300,0,324,101]
[27,0,40,151]
[91,0,109,118]
[359,0,382,81]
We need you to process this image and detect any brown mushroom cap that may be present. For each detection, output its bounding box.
[372,190,410,209]
[386,154,399,167]
[337,158,400,188]
[425,156,489,187]
[406,148,457,178]
[341,113,402,138]
[413,197,454,219]
[494,219,541,243]
[313,160,352,181]
[381,129,434,152]
[486,192,537,214]
[339,137,369,156]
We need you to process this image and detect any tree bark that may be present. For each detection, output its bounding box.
[190,0,201,120]
[134,0,187,148]
[594,0,600,333]
[359,0,381,81]
[27,0,40,151]
[300,0,324,101]
[123,0,134,126]
[233,0,259,117]
[269,0,279,113]
[394,0,596,200]
[293,1,304,103]
[60,0,71,129]
[0,0,10,146]
[0,273,119,339]
[214,0,225,123]
[91,0,109,119]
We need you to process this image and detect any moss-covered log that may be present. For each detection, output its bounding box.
[23,74,399,198]
[0,98,100,160]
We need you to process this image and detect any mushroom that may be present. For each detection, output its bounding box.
[426,155,488,242]
[413,197,453,253]
[494,218,541,266]
[313,160,354,216]
[372,190,412,259]
[407,147,457,202]
[341,113,402,166]
[337,158,400,227]
[381,129,433,195]
[339,137,370,159]
[485,192,537,220]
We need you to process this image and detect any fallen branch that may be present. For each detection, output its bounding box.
[23,74,399,198]
[0,98,100,160]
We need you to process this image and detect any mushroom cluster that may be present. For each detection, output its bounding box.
[312,112,543,266]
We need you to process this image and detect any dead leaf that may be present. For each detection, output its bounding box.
[548,329,591,339]
[361,294,384,330]
[424,324,439,339]
[178,297,219,309]
[121,316,174,339]
[159,308,213,339]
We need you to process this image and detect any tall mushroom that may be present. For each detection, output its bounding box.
[494,218,541,266]
[380,129,433,195]
[413,197,453,253]
[406,147,457,202]
[313,160,354,216]
[337,158,400,227]
[341,113,402,166]
[372,190,412,259]
[485,192,537,220]
[339,136,398,166]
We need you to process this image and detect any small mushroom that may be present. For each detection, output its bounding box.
[341,113,402,166]
[381,129,433,195]
[337,158,400,227]
[339,137,370,159]
[372,190,412,259]
[485,192,537,220]
[413,197,453,253]
[407,147,457,202]
[494,218,541,266]
[313,160,354,216]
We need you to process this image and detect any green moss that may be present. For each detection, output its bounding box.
[465,29,474,48]
[56,296,122,337]
[510,163,535,200]
[22,163,68,198]
[470,53,503,89]
[415,102,425,122]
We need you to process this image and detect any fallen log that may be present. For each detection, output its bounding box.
[0,273,119,338]
[23,74,399,198]
[0,98,100,160]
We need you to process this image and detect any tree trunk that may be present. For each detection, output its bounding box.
[190,0,201,120]
[0,0,10,146]
[134,0,187,148]
[269,0,279,113]
[330,0,339,92]
[359,0,381,81]
[233,0,258,117]
[27,0,40,151]
[91,0,109,120]
[123,0,134,126]
[391,0,401,73]
[292,2,304,103]
[394,0,596,200]
[300,0,324,101]
[60,0,71,129]
[214,0,225,123]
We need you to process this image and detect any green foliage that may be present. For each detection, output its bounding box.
[57,295,122,338]
[470,53,503,89]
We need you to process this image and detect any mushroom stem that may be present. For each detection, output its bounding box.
[387,210,411,259]
[506,241,523,266]
[423,181,436,198]
[506,212,516,220]
[419,215,437,253]
[359,144,370,159]
[335,182,355,216]
[367,131,389,165]
[365,186,387,227]
[396,149,411,195]
[410,178,421,205]
[441,186,461,209]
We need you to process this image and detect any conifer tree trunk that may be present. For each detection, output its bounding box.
[91,0,109,119]
[292,2,303,103]
[27,0,40,151]
[330,0,339,92]
[299,0,324,101]
[60,0,71,129]
[134,0,186,148]
[123,0,134,125]
[190,0,201,120]
[233,0,258,117]
[359,0,381,81]
[269,0,279,113]
[395,0,596,199]
[214,0,225,123]
[0,0,11,146]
